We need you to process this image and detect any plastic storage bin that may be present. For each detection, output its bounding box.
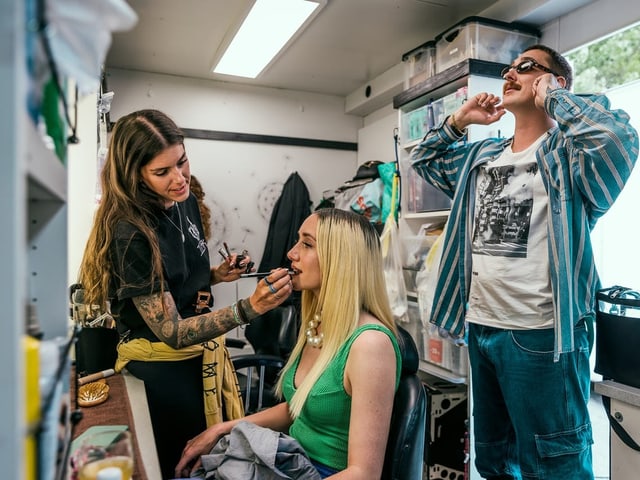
[401,87,467,145]
[402,40,436,88]
[406,167,451,213]
[435,16,539,74]
[401,233,439,292]
[422,325,469,377]
[401,104,429,143]
[400,97,447,144]
[442,86,467,116]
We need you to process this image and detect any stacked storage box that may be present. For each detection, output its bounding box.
[435,16,540,74]
[400,86,467,145]
[402,40,436,88]
[400,16,540,89]
[422,325,468,377]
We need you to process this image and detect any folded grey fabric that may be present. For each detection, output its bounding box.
[199,421,322,480]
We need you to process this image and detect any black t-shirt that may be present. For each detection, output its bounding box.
[109,193,212,341]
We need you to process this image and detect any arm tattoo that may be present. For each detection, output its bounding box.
[133,292,243,349]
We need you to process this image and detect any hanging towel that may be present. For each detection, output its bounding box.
[115,336,244,426]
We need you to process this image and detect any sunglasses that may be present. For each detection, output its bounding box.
[501,59,561,78]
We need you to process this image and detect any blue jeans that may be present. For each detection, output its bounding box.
[311,460,339,478]
[467,321,594,479]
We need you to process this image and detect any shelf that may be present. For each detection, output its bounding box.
[401,139,421,150]
[25,117,67,203]
[594,380,640,407]
[401,210,449,220]
[393,58,506,109]
[418,360,467,384]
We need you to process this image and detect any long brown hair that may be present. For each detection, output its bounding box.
[78,109,184,310]
[189,174,212,241]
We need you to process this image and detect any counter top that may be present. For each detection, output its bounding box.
[594,380,640,407]
[71,369,161,479]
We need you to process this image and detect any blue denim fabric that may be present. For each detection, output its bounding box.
[468,321,594,479]
[311,460,339,478]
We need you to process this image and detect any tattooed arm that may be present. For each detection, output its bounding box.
[132,267,295,349]
[132,292,252,348]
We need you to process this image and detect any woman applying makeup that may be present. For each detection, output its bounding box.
[176,208,401,479]
[77,109,292,478]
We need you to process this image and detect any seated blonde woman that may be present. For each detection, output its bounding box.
[175,208,401,479]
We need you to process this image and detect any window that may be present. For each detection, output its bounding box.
[567,23,640,289]
[591,82,640,288]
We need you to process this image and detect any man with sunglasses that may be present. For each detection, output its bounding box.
[411,44,638,479]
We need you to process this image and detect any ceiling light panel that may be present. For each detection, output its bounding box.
[213,0,324,78]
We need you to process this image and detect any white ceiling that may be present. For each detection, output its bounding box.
[105,0,594,99]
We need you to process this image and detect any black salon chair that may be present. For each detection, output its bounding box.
[382,325,427,480]
[232,316,427,478]
[231,304,300,414]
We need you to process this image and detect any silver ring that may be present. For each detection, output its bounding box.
[268,283,277,294]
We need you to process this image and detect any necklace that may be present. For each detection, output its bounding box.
[163,203,185,243]
[305,313,323,348]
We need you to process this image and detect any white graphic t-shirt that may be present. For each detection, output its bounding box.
[466,133,554,329]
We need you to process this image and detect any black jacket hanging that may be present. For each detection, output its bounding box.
[257,172,311,273]
[247,173,310,357]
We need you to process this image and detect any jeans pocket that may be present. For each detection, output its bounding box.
[534,423,594,479]
[510,328,555,355]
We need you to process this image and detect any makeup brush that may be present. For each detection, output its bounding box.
[240,270,296,278]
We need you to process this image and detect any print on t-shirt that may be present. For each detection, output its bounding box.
[472,162,538,258]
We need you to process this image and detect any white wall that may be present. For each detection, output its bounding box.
[540,0,640,51]
[106,69,362,143]
[357,104,399,166]
[67,93,98,287]
[70,69,362,311]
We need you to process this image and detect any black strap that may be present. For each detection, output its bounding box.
[597,286,640,309]
[602,394,640,452]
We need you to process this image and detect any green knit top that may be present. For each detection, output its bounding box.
[281,324,401,471]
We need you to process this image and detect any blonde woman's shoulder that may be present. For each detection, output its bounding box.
[358,311,383,327]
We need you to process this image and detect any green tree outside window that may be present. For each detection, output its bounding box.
[567,22,640,93]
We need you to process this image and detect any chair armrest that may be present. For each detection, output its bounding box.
[232,354,286,370]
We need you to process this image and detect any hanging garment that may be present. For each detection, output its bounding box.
[249,172,310,352]
[258,172,311,273]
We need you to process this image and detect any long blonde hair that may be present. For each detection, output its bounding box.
[77,109,185,310]
[277,208,396,417]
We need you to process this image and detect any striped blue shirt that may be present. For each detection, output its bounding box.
[410,89,638,359]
